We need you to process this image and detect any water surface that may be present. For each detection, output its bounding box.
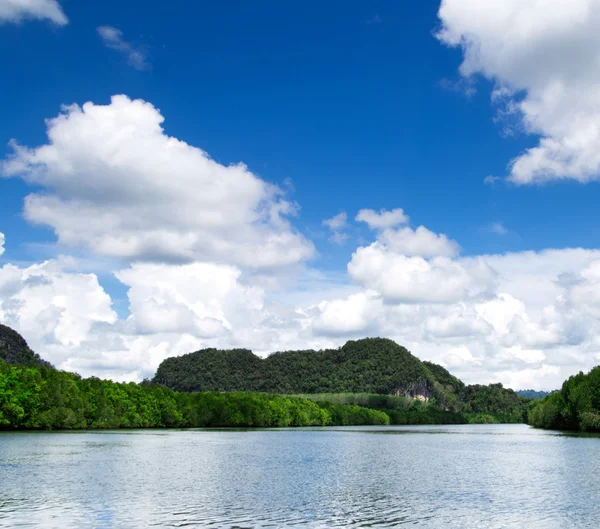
[1,424,599,528]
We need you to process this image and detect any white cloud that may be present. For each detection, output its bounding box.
[356,208,409,229]
[97,26,149,71]
[0,259,116,356]
[115,262,265,337]
[437,0,600,184]
[1,95,314,270]
[0,0,67,25]
[378,226,460,258]
[0,232,4,256]
[312,291,382,336]
[348,244,495,303]
[323,212,347,231]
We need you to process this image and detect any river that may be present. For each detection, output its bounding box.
[1,424,599,528]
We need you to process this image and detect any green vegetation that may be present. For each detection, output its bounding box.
[154,339,526,423]
[154,338,435,397]
[529,366,600,432]
[293,393,465,425]
[0,359,393,430]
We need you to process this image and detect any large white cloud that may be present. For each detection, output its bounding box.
[437,0,600,184]
[0,0,67,25]
[349,245,495,303]
[1,95,314,269]
[115,262,265,337]
[0,259,116,362]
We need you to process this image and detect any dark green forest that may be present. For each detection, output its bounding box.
[529,366,600,432]
[154,338,434,396]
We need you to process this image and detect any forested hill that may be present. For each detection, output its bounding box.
[153,338,527,421]
[0,324,52,368]
[154,338,435,397]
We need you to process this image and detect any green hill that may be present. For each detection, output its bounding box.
[154,338,438,398]
[0,324,52,368]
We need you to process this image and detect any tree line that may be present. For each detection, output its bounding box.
[0,360,390,430]
[529,366,600,432]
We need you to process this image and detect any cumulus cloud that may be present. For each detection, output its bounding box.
[312,291,382,336]
[437,0,600,184]
[378,226,460,258]
[97,26,149,70]
[356,208,409,229]
[0,259,116,360]
[0,232,4,256]
[115,262,265,337]
[349,245,495,303]
[1,95,314,270]
[0,0,67,25]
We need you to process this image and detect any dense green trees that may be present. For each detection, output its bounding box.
[0,359,394,430]
[155,338,438,397]
[459,384,525,423]
[529,366,600,432]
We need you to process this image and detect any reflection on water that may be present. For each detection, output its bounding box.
[1,424,599,528]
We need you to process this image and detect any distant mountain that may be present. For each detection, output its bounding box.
[517,389,553,400]
[0,324,52,368]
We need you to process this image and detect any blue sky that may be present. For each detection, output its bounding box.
[2,0,600,389]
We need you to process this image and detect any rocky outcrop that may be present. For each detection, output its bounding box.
[0,324,52,368]
[394,380,434,401]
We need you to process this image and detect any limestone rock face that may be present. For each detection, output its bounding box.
[0,324,52,368]
[395,380,434,401]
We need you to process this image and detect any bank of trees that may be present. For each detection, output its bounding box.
[0,360,391,430]
[529,366,600,432]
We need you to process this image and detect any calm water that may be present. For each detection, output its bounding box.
[1,424,599,528]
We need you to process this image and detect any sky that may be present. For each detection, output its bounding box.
[2,0,600,390]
